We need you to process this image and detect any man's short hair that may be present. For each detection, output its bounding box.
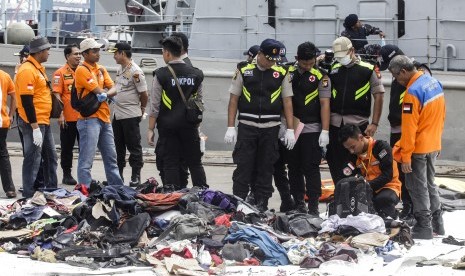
[64,43,79,58]
[297,42,318,60]
[171,32,189,52]
[339,124,362,143]
[388,55,415,75]
[161,36,183,57]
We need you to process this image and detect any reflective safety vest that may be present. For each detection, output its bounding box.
[329,61,373,117]
[288,65,323,124]
[154,63,203,128]
[237,63,287,123]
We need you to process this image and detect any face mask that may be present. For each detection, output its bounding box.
[336,54,352,66]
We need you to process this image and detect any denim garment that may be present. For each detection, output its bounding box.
[18,117,58,198]
[76,118,123,186]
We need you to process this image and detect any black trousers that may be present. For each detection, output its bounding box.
[288,132,322,201]
[0,128,15,193]
[327,123,367,184]
[373,188,400,218]
[158,127,207,189]
[232,123,280,199]
[390,132,411,207]
[112,116,144,171]
[60,121,79,171]
[155,139,189,188]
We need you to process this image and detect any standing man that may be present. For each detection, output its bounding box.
[287,41,331,215]
[15,36,58,198]
[0,69,17,198]
[52,44,81,186]
[341,14,385,54]
[388,55,446,239]
[147,36,208,192]
[75,38,123,187]
[108,42,148,186]
[224,38,295,212]
[377,45,432,222]
[326,36,384,184]
[339,124,401,219]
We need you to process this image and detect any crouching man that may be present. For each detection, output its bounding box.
[339,124,401,219]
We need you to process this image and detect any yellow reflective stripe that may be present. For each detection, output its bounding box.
[271,65,287,75]
[332,63,342,70]
[240,63,256,73]
[271,87,282,103]
[162,90,172,109]
[332,88,337,98]
[305,89,318,105]
[359,60,374,70]
[399,91,405,105]
[310,68,323,80]
[355,82,371,100]
[242,86,251,102]
[288,65,297,72]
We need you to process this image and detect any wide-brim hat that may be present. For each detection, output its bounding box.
[29,37,51,54]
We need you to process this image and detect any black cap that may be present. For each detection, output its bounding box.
[379,44,404,71]
[14,45,30,57]
[260,38,282,61]
[276,41,288,63]
[108,42,132,53]
[243,45,260,58]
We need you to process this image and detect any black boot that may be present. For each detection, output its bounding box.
[400,203,413,219]
[254,197,269,213]
[119,167,124,183]
[412,213,433,240]
[294,198,308,214]
[432,207,445,235]
[245,192,256,205]
[279,192,295,213]
[129,167,141,187]
[307,196,320,217]
[62,169,77,185]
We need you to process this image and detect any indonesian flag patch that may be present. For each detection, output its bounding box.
[403,103,413,114]
[27,84,33,90]
[87,78,94,84]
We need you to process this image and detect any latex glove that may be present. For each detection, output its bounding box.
[319,129,329,148]
[284,129,296,150]
[224,127,237,144]
[32,127,43,147]
[97,92,107,102]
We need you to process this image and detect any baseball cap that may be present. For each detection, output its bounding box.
[108,42,132,53]
[277,41,288,63]
[332,37,353,58]
[14,45,30,56]
[243,45,260,58]
[379,44,404,71]
[29,36,51,54]
[260,38,282,61]
[80,38,103,53]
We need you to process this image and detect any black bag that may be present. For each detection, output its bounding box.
[70,65,102,117]
[167,65,204,125]
[186,201,225,224]
[103,212,151,246]
[328,176,375,218]
[288,213,323,237]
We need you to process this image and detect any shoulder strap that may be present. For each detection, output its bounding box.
[76,64,93,98]
[167,64,187,105]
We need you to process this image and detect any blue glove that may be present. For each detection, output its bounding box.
[97,92,107,102]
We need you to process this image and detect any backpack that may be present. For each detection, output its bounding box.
[71,65,102,117]
[200,189,237,212]
[328,176,375,218]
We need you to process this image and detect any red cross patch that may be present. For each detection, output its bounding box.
[309,75,316,82]
[273,72,280,78]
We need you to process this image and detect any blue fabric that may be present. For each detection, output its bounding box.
[18,117,58,198]
[77,118,123,186]
[40,187,87,202]
[96,185,139,225]
[408,74,443,107]
[10,206,45,224]
[224,225,289,266]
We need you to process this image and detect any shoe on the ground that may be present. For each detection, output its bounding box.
[129,176,141,187]
[62,173,78,186]
[432,208,445,235]
[6,191,16,198]
[279,196,295,213]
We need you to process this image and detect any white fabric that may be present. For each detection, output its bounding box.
[319,213,386,234]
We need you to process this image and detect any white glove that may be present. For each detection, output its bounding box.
[284,129,296,150]
[32,127,43,147]
[224,127,237,144]
[97,92,108,102]
[319,129,329,148]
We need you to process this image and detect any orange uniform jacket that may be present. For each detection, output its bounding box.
[400,72,446,163]
[52,63,80,122]
[356,137,401,197]
[0,70,15,128]
[74,61,114,123]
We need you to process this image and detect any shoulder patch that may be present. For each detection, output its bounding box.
[403,103,413,114]
[322,76,329,87]
[63,74,73,80]
[233,69,239,80]
[378,149,387,159]
[133,73,140,83]
[374,65,382,79]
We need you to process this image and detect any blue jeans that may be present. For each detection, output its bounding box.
[18,117,58,198]
[77,118,123,186]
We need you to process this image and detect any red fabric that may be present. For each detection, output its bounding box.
[153,248,173,260]
[210,253,223,266]
[136,193,184,211]
[214,214,232,227]
[241,258,260,266]
[64,225,78,234]
[74,184,89,196]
